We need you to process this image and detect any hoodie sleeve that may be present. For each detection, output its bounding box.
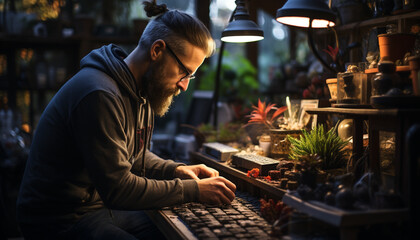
[131,150,185,180]
[70,91,198,209]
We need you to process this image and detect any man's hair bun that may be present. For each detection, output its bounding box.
[143,0,168,18]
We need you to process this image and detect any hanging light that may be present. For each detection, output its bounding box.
[275,0,337,73]
[221,0,264,43]
[275,0,336,28]
[213,0,264,128]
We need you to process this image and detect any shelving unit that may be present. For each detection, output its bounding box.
[316,10,420,66]
[0,34,138,130]
[295,106,419,240]
[335,10,420,33]
[306,107,420,204]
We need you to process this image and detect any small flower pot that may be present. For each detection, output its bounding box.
[378,33,416,63]
[326,78,338,101]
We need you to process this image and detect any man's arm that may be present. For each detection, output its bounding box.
[131,150,185,179]
[71,91,198,209]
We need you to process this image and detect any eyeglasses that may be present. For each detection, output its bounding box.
[165,43,196,82]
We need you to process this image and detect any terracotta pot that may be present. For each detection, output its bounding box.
[378,33,416,63]
[326,78,338,100]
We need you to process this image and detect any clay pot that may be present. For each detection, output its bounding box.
[378,33,416,63]
[326,78,338,100]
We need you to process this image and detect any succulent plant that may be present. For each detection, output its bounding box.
[245,99,287,129]
[287,124,349,170]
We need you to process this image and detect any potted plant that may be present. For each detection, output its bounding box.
[243,99,287,145]
[297,154,323,189]
[243,99,303,158]
[287,124,349,176]
[332,0,370,25]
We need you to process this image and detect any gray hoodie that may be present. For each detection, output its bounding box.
[17,44,198,225]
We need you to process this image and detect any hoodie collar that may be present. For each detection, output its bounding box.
[80,44,146,104]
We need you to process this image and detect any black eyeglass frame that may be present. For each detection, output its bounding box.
[165,43,196,82]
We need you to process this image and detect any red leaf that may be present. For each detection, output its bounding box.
[271,106,287,120]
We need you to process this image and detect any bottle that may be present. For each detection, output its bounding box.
[35,52,48,89]
[372,61,400,96]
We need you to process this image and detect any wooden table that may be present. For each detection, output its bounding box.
[190,151,286,201]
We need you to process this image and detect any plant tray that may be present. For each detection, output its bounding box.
[269,129,302,157]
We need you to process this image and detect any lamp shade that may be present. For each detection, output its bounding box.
[221,0,264,43]
[276,0,336,28]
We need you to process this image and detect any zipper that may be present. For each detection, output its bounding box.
[141,101,148,177]
[134,101,140,157]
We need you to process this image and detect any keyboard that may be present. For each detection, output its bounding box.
[231,154,279,176]
[202,142,239,162]
[162,192,275,240]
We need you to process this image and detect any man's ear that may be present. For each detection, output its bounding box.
[150,39,166,61]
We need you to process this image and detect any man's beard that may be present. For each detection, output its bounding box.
[144,61,181,117]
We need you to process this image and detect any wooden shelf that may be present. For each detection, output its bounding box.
[365,65,411,74]
[305,107,420,117]
[0,35,81,47]
[283,192,409,227]
[0,32,139,129]
[335,10,420,32]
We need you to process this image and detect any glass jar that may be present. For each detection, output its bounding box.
[371,61,400,96]
[336,69,368,106]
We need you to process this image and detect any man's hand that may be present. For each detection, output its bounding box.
[197,177,236,205]
[175,164,219,180]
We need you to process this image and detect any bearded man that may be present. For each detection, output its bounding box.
[16,1,236,239]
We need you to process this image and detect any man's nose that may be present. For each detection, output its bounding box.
[177,78,190,92]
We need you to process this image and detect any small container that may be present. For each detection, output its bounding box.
[259,134,271,157]
[336,71,368,106]
[371,61,400,96]
[326,78,337,101]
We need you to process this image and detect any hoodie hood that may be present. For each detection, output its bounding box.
[80,44,143,103]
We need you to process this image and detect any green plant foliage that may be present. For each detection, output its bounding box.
[287,124,349,170]
[218,123,243,142]
[197,122,245,143]
[198,50,259,104]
